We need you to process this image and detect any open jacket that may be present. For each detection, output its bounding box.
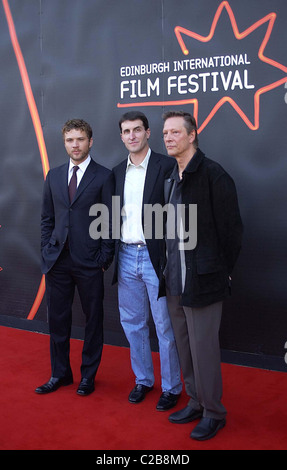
[112,150,175,297]
[164,148,243,308]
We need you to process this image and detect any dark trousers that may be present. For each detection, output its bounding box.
[45,249,104,381]
[166,291,226,420]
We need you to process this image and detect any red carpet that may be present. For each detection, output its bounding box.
[0,325,287,450]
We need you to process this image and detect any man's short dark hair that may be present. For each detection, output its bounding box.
[62,119,93,140]
[119,111,149,132]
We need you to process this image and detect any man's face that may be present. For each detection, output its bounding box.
[120,119,150,155]
[64,128,93,164]
[163,116,196,159]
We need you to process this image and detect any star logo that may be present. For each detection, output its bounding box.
[118,1,287,133]
[174,1,287,132]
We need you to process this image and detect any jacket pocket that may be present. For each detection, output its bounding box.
[49,236,57,246]
[196,257,225,294]
[196,257,221,274]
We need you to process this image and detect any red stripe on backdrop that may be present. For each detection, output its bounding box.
[2,0,49,321]
[0,326,287,450]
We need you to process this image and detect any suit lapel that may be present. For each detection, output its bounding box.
[164,177,173,204]
[71,159,97,204]
[58,163,70,205]
[115,160,127,210]
[143,152,161,205]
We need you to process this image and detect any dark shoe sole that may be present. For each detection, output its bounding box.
[77,387,95,396]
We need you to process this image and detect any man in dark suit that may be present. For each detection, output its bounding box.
[35,119,114,396]
[112,111,182,410]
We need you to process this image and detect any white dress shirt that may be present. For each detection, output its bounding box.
[121,149,151,244]
[68,155,91,187]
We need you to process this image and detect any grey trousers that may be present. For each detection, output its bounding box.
[166,291,227,420]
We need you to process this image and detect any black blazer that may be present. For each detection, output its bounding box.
[164,148,243,307]
[112,150,175,296]
[41,158,114,274]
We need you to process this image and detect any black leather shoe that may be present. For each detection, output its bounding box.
[128,384,153,403]
[190,417,226,441]
[77,378,95,396]
[169,405,203,424]
[156,392,180,411]
[35,376,73,394]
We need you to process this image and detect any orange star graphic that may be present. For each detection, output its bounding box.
[118,1,287,133]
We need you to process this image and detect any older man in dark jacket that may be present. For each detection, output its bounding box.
[162,111,243,441]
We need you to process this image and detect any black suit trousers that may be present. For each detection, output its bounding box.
[45,248,104,381]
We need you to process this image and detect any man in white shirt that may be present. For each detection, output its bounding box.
[112,111,182,410]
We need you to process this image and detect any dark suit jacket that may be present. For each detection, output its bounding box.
[164,148,243,308]
[41,157,114,274]
[112,150,175,296]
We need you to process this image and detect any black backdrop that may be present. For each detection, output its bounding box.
[0,0,287,370]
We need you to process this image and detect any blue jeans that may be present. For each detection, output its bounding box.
[118,243,182,394]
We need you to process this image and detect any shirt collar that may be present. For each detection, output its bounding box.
[169,148,204,181]
[69,155,91,172]
[182,148,204,174]
[169,162,181,182]
[126,148,151,171]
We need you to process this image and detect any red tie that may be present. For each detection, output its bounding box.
[68,166,79,202]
